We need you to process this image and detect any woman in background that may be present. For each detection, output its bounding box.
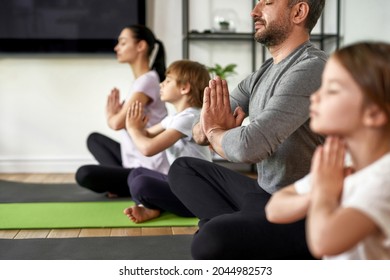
[76,25,169,197]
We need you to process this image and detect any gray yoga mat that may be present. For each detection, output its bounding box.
[0,235,193,260]
[0,180,127,203]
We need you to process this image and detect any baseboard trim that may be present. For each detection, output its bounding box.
[0,157,96,173]
[0,157,255,173]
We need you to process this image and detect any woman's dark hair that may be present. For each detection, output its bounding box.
[126,24,166,81]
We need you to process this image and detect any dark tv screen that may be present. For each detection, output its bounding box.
[0,0,146,53]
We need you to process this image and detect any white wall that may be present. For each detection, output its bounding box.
[1,0,390,173]
[343,0,390,45]
[0,56,131,172]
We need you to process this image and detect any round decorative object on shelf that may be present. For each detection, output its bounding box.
[212,9,239,33]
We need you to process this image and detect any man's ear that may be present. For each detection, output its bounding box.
[291,2,309,25]
[363,104,388,127]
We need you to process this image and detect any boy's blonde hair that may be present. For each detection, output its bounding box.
[166,60,210,108]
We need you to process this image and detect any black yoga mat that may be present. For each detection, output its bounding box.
[0,235,193,260]
[0,180,127,203]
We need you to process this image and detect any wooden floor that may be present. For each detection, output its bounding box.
[0,173,198,239]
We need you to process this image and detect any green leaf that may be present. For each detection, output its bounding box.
[207,63,237,80]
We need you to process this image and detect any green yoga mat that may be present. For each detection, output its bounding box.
[0,201,198,229]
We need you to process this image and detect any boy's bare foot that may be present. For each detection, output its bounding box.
[123,205,161,223]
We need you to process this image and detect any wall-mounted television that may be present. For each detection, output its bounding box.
[0,0,146,53]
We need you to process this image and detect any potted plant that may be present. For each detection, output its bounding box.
[218,20,230,31]
[207,63,237,80]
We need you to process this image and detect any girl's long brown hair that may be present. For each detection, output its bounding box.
[333,42,390,121]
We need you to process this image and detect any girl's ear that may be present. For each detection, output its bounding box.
[180,82,191,95]
[363,104,388,127]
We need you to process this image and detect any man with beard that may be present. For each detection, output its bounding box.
[168,0,327,259]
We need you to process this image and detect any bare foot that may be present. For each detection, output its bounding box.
[123,205,161,223]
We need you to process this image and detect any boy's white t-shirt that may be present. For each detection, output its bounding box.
[160,107,212,164]
[294,153,390,260]
[120,70,170,174]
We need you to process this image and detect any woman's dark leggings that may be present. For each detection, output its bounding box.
[75,132,132,196]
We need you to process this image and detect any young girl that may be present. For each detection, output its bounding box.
[123,60,212,223]
[265,42,390,260]
[76,25,169,197]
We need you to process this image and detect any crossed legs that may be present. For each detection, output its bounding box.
[168,157,313,260]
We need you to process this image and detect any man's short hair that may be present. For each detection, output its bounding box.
[289,0,326,33]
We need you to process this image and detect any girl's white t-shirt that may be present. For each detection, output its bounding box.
[295,153,390,260]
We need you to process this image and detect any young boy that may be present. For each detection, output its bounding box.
[124,60,212,223]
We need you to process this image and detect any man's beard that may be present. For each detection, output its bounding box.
[254,16,292,47]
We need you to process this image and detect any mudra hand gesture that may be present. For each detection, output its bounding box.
[201,77,246,140]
